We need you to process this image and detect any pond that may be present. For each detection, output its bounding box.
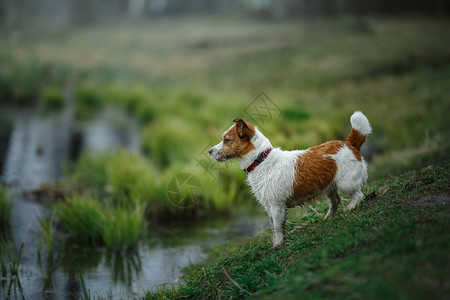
[0,104,268,299]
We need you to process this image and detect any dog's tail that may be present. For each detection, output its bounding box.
[346,111,371,151]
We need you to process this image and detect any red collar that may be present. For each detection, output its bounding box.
[245,148,272,174]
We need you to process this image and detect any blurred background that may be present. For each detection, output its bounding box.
[1,0,449,24]
[0,1,449,299]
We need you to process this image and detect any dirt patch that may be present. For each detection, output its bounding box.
[23,183,73,203]
[407,195,450,208]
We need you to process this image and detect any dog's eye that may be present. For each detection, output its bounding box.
[224,138,230,144]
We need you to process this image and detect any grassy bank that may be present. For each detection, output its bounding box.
[147,153,449,299]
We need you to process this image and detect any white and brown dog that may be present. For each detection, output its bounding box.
[209,111,371,247]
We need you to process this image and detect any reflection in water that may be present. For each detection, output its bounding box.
[1,106,140,192]
[2,109,72,192]
[60,244,104,276]
[0,229,26,300]
[41,257,55,293]
[81,107,140,154]
[106,249,142,286]
[3,277,25,300]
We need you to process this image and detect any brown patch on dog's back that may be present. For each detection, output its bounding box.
[292,141,343,204]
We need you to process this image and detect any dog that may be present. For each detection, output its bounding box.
[209,111,371,247]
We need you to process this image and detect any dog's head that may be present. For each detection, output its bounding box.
[209,119,256,162]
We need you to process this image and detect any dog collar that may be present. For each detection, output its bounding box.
[245,148,272,174]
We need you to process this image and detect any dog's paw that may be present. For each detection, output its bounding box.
[344,204,358,212]
[323,210,336,220]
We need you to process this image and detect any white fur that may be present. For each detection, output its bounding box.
[246,147,306,207]
[328,145,368,195]
[209,140,224,161]
[237,127,272,169]
[351,111,372,135]
[210,112,371,247]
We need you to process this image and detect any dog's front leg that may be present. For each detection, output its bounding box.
[269,204,286,248]
[263,204,275,234]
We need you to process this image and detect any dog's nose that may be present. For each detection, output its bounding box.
[208,148,213,155]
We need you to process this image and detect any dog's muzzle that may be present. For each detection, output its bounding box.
[209,144,227,162]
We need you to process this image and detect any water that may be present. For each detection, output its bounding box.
[0,106,268,299]
[7,204,265,299]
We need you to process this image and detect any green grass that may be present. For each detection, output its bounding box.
[147,156,449,299]
[41,85,64,110]
[57,147,250,247]
[100,205,147,249]
[141,119,195,168]
[58,151,153,248]
[65,153,110,196]
[57,194,147,249]
[79,272,91,300]
[0,56,70,106]
[74,82,105,118]
[104,150,156,207]
[35,210,57,256]
[1,235,25,277]
[65,149,246,219]
[56,195,103,243]
[0,185,13,225]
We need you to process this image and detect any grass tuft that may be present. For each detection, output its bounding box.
[79,272,91,300]
[1,235,25,277]
[35,210,57,256]
[41,85,64,110]
[74,83,104,118]
[57,192,147,249]
[66,149,247,220]
[0,186,13,225]
[56,195,103,243]
[100,205,147,249]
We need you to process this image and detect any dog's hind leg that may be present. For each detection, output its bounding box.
[269,204,287,247]
[324,187,341,220]
[344,190,364,212]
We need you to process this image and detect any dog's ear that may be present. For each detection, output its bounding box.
[233,118,252,140]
